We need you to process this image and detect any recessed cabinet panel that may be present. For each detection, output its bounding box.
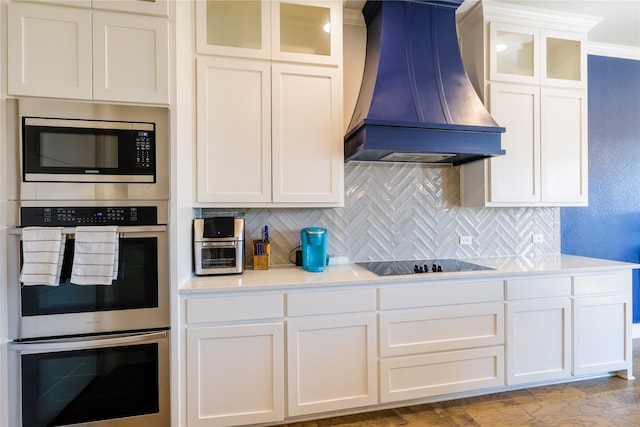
[8,3,93,99]
[93,12,169,103]
[380,347,504,403]
[272,64,343,203]
[540,88,587,204]
[287,315,378,416]
[93,0,169,16]
[507,299,572,385]
[186,323,285,427]
[488,83,540,203]
[574,295,632,376]
[196,57,272,203]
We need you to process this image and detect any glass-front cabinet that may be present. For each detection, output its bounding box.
[196,0,340,65]
[489,22,585,88]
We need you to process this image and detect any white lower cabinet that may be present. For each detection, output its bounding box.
[573,272,633,377]
[506,276,572,385]
[378,280,505,403]
[286,288,378,416]
[182,268,635,426]
[185,294,285,427]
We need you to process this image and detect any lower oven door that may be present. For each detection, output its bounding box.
[8,226,169,339]
[8,330,170,427]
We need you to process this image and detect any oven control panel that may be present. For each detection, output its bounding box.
[20,206,158,226]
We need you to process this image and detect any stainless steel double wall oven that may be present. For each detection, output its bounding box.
[6,99,170,427]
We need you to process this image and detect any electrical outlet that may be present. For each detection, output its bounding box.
[532,234,544,244]
[459,236,473,246]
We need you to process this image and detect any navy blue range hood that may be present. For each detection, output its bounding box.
[345,0,505,166]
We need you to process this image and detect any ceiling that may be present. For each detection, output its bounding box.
[344,0,640,50]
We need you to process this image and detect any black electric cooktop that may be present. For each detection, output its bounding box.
[357,259,493,276]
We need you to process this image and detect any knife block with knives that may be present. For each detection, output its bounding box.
[253,226,270,270]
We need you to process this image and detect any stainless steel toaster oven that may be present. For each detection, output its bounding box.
[193,217,245,275]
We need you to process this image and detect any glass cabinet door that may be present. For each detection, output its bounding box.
[196,0,271,58]
[272,0,340,65]
[490,22,540,84]
[541,29,585,88]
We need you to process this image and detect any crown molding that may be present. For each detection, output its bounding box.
[588,42,640,61]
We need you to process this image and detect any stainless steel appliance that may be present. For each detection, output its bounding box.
[7,201,170,427]
[14,98,168,201]
[357,259,493,276]
[8,330,169,427]
[193,217,245,275]
[7,201,169,340]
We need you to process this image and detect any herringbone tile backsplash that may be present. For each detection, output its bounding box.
[199,163,559,266]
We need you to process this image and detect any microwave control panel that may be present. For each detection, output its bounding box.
[136,131,153,169]
[20,206,158,226]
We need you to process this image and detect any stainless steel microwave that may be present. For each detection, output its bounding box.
[14,98,169,201]
[23,117,156,183]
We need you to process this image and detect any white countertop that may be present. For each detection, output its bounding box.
[180,254,640,294]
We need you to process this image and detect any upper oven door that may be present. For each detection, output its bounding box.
[23,117,156,183]
[8,225,169,340]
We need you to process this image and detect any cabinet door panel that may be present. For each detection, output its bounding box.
[93,0,169,16]
[196,0,271,58]
[574,295,632,376]
[488,83,540,203]
[287,314,377,416]
[540,88,587,204]
[186,323,285,427]
[196,57,272,203]
[379,303,504,357]
[8,2,93,99]
[380,347,504,403]
[507,299,571,385]
[272,63,343,204]
[93,12,169,103]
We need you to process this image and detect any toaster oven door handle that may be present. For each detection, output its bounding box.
[9,330,168,352]
[201,241,237,247]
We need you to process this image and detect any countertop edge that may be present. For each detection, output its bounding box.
[179,254,640,294]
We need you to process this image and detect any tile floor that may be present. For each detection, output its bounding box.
[277,339,640,427]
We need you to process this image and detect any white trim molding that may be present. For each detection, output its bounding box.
[588,42,640,61]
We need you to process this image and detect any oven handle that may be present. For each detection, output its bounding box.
[8,225,166,236]
[8,330,169,352]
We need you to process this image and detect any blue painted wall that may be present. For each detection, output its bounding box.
[561,55,640,322]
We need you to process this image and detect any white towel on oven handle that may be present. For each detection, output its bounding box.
[19,227,66,286]
[71,226,120,285]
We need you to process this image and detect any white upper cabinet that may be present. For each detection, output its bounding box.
[489,23,586,88]
[458,0,598,207]
[195,0,344,207]
[8,3,93,99]
[93,12,169,104]
[196,0,340,66]
[92,0,169,16]
[8,1,169,104]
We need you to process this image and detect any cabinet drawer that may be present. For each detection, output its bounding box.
[506,276,571,300]
[186,294,284,324]
[573,272,631,296]
[379,303,504,357]
[379,280,503,310]
[379,346,504,403]
[287,288,376,317]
